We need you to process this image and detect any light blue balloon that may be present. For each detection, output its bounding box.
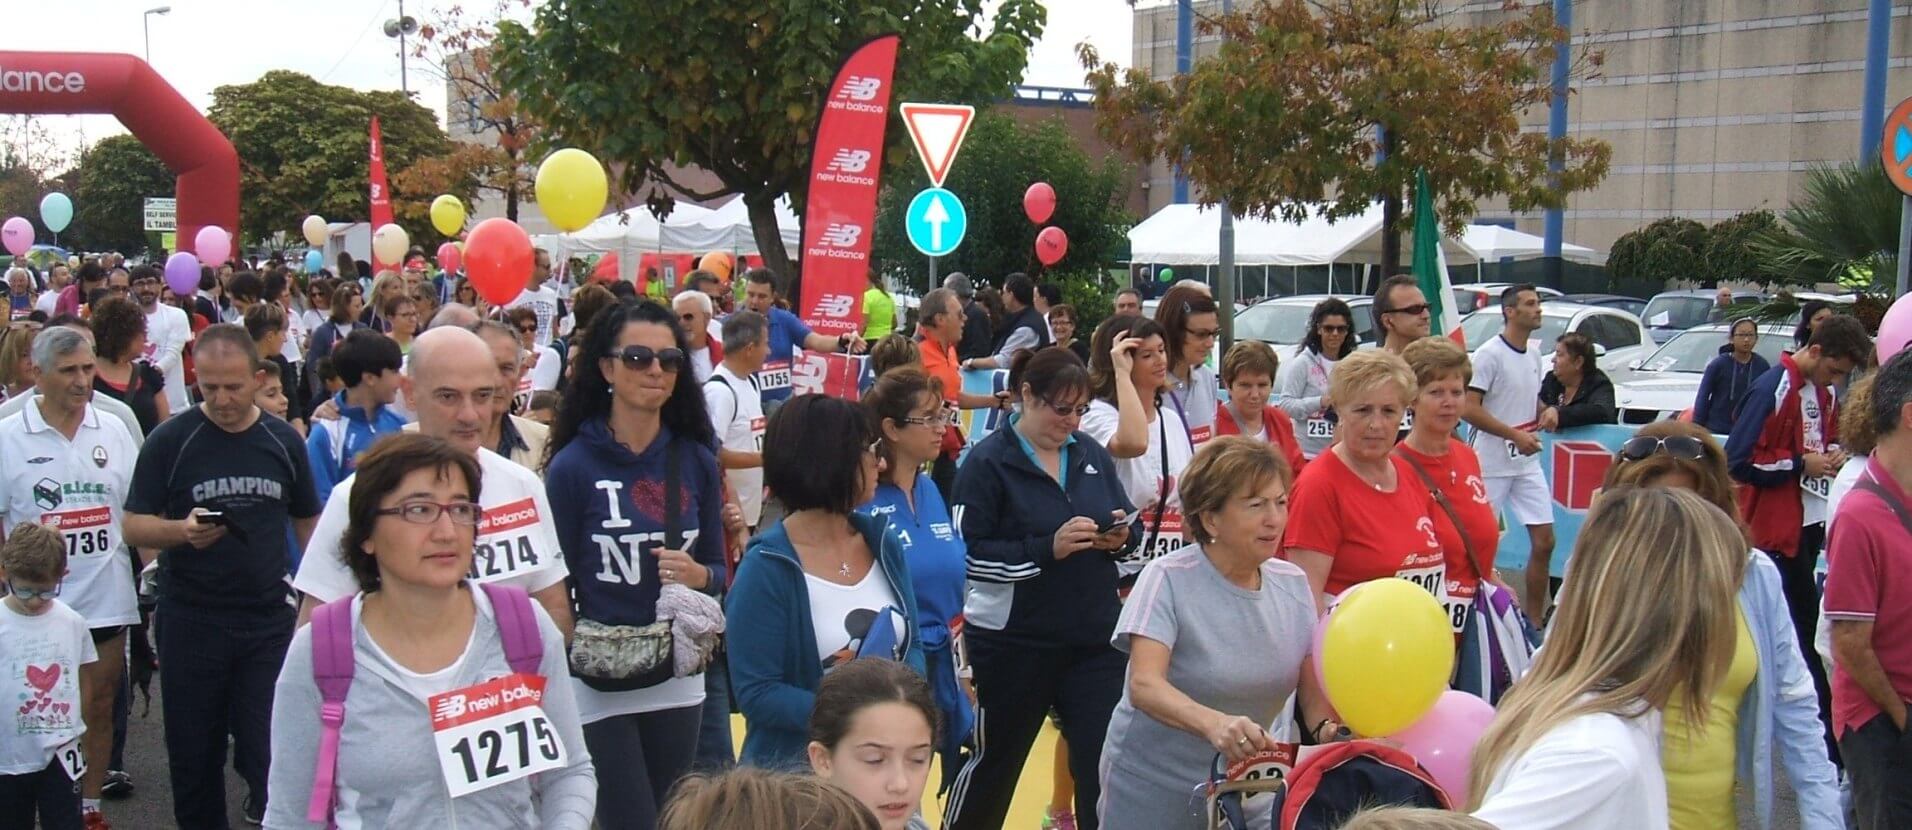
[304,249,324,273]
[39,193,72,234]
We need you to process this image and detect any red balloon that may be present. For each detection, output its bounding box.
[464,218,533,305]
[436,242,462,274]
[1024,182,1057,225]
[1035,226,1069,266]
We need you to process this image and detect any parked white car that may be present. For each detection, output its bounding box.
[1612,322,1793,424]
[1457,301,1656,374]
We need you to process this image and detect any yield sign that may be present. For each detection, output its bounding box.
[899,102,976,188]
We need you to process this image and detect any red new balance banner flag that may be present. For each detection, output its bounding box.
[368,116,396,271]
[797,34,899,336]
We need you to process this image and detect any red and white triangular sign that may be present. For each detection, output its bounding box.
[900,103,976,188]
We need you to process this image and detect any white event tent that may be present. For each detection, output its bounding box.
[534,196,804,282]
[1127,203,1480,294]
[1460,224,1603,266]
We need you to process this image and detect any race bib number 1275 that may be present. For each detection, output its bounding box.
[429,673,566,797]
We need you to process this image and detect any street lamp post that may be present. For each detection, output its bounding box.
[143,6,171,63]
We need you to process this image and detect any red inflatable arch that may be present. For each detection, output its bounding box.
[0,51,238,252]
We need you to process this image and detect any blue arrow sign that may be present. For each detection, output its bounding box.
[906,187,967,257]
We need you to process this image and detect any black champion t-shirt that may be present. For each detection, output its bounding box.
[126,406,320,617]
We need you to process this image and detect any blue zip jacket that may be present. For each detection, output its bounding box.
[728,511,925,770]
[306,389,409,504]
[1694,351,1770,435]
[1734,550,1843,830]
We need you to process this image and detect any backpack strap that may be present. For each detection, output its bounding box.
[480,582,546,676]
[305,597,357,825]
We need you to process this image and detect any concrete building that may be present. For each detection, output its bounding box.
[1128,0,1912,256]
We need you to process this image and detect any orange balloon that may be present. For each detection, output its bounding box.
[698,251,734,282]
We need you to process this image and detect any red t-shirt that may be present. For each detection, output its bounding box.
[1394,439,1498,632]
[1282,449,1445,599]
[1823,457,1912,735]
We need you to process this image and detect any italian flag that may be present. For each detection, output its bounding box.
[1411,168,1464,344]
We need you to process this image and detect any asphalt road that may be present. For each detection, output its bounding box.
[93,678,251,829]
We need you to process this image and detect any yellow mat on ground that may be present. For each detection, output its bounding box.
[732,714,1064,827]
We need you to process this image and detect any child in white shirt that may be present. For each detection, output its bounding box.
[0,522,99,830]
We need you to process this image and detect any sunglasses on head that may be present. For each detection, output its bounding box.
[616,345,686,372]
[1619,434,1707,462]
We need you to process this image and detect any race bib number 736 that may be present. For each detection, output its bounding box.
[429,673,566,797]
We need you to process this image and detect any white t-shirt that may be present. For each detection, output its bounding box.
[703,365,766,527]
[1799,382,1835,527]
[1081,399,1195,575]
[528,345,563,393]
[1825,452,1868,540]
[0,600,98,774]
[33,290,57,318]
[281,302,307,366]
[508,283,562,349]
[0,403,141,628]
[805,569,905,672]
[142,303,193,414]
[688,345,715,384]
[1469,334,1544,478]
[300,309,329,343]
[1472,709,1667,830]
[294,448,569,603]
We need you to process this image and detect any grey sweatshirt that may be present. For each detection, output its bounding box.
[265,588,596,829]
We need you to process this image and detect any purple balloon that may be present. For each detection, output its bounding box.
[194,225,232,267]
[164,251,202,297]
[1390,690,1497,805]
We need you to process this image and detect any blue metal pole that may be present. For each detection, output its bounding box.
[1173,0,1193,204]
[1862,0,1891,161]
[1543,0,1570,273]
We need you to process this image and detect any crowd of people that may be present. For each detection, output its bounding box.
[0,248,1908,830]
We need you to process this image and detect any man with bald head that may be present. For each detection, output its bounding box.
[427,302,483,330]
[293,326,573,639]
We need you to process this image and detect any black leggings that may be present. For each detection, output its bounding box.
[582,704,702,830]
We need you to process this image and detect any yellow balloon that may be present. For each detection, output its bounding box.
[430,195,467,237]
[1320,578,1455,737]
[535,148,609,233]
[301,215,329,248]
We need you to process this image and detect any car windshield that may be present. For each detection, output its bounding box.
[1234,303,1316,344]
[1460,312,1569,353]
[1642,296,1718,330]
[1635,329,1791,374]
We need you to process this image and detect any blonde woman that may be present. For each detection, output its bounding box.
[1602,421,1842,830]
[1469,487,1749,829]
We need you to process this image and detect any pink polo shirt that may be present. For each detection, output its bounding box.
[1823,456,1912,735]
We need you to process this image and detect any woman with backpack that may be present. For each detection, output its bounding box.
[1468,487,1749,828]
[264,433,594,828]
[544,301,728,830]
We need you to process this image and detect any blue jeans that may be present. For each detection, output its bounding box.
[692,657,735,771]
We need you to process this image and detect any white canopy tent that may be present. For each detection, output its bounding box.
[1126,203,1480,294]
[1461,224,1603,266]
[532,201,715,282]
[691,196,802,254]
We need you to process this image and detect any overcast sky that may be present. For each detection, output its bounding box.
[3,0,1132,156]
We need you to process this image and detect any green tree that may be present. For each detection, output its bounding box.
[207,70,456,243]
[493,0,1046,294]
[70,135,173,255]
[1081,0,1610,275]
[1607,217,1706,286]
[1742,163,1899,329]
[400,0,540,222]
[1700,209,1778,286]
[872,111,1133,300]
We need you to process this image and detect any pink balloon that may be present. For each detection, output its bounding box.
[1024,182,1057,224]
[1035,226,1069,266]
[1877,292,1912,364]
[1390,690,1497,805]
[437,242,462,274]
[194,225,232,266]
[1,216,31,257]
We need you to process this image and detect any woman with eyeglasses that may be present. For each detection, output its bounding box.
[1153,284,1221,447]
[543,300,728,829]
[1050,303,1090,365]
[1083,314,1195,577]
[727,394,925,771]
[1538,332,1617,431]
[1277,298,1358,460]
[1694,319,1772,435]
[1597,422,1842,830]
[940,347,1138,830]
[265,433,595,828]
[858,368,972,780]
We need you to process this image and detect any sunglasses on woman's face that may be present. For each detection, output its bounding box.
[616,345,686,373]
[1318,324,1350,334]
[1619,434,1707,462]
[1036,398,1091,418]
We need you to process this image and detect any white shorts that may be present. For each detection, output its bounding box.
[1485,468,1553,528]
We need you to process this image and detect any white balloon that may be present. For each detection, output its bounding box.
[302,215,329,248]
[372,223,410,266]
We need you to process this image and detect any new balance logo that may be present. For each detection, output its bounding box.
[816,294,857,317]
[820,223,862,248]
[433,694,466,720]
[837,76,883,101]
[827,148,872,173]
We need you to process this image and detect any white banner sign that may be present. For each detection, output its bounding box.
[142,197,176,232]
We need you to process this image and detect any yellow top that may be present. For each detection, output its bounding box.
[863,286,895,341]
[1663,607,1757,830]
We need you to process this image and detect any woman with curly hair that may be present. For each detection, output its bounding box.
[90,296,169,433]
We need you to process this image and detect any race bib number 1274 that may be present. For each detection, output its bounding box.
[429,673,566,797]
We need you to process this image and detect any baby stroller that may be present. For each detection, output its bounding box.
[1207,741,1452,830]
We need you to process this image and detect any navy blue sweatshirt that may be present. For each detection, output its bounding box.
[544,419,726,626]
[950,424,1138,649]
[1694,351,1770,435]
